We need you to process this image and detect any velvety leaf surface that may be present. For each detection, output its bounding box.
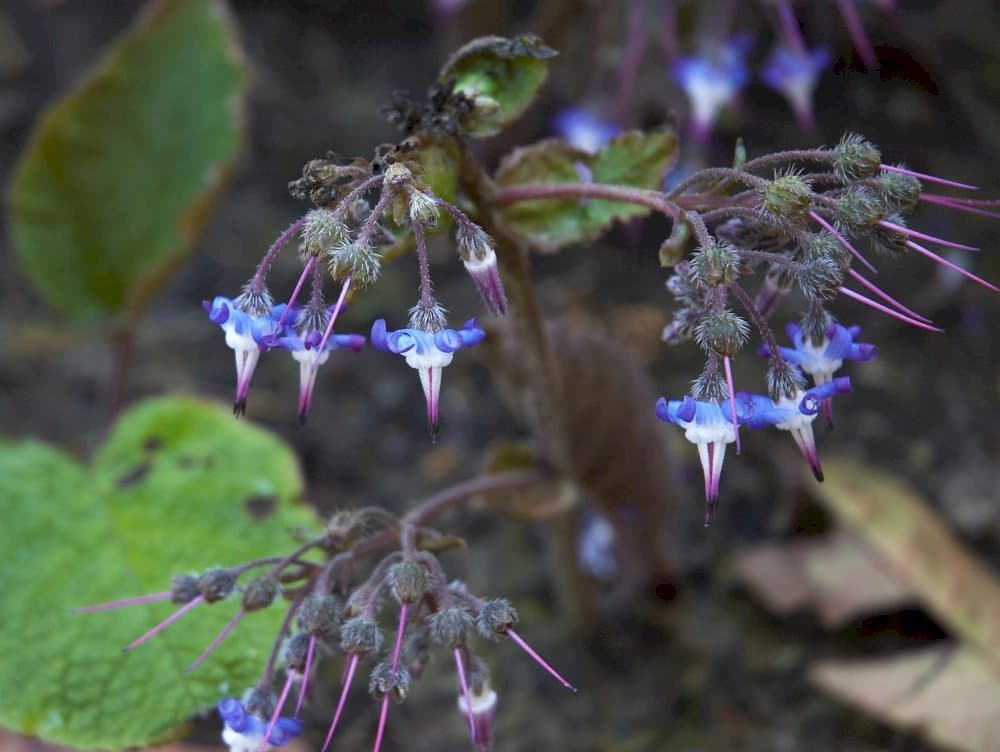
[495,130,678,252]
[440,34,555,137]
[0,397,319,750]
[9,0,247,322]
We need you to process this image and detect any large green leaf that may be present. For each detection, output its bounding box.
[496,130,678,252]
[0,397,320,749]
[440,35,555,138]
[9,0,247,323]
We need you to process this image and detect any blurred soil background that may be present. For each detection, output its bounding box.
[1,1,999,750]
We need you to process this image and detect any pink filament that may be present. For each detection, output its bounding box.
[838,286,943,332]
[123,595,204,652]
[320,653,360,752]
[74,591,172,613]
[880,163,977,191]
[809,211,878,274]
[505,628,577,692]
[186,608,245,673]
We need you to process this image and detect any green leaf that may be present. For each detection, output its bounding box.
[496,130,678,252]
[440,35,555,137]
[9,0,248,323]
[0,397,320,749]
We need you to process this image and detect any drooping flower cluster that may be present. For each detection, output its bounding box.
[656,133,996,524]
[75,505,574,752]
[205,151,505,434]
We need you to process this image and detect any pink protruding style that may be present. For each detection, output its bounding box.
[186,608,245,673]
[905,241,999,293]
[878,219,978,252]
[838,286,943,332]
[123,595,204,652]
[880,163,977,191]
[504,628,576,692]
[74,591,172,613]
[846,268,932,323]
[809,211,878,274]
[320,653,360,752]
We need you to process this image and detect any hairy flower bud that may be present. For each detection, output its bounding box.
[877,169,921,213]
[476,599,519,640]
[408,300,449,333]
[171,573,201,604]
[325,510,366,550]
[691,372,727,403]
[798,257,842,301]
[383,162,413,188]
[763,173,812,223]
[390,560,430,604]
[869,213,908,256]
[835,188,884,237]
[198,567,236,604]
[242,575,279,612]
[805,231,851,270]
[300,208,348,259]
[369,661,411,702]
[297,594,342,639]
[283,632,312,673]
[833,133,881,181]
[340,615,384,656]
[241,687,276,718]
[690,242,740,288]
[408,189,440,228]
[694,310,750,357]
[328,240,382,289]
[800,308,832,345]
[428,607,474,648]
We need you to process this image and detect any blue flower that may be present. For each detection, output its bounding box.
[656,396,738,521]
[732,377,853,481]
[204,295,280,417]
[760,322,874,426]
[218,698,302,752]
[551,107,621,153]
[267,303,365,422]
[672,36,752,141]
[371,318,485,438]
[761,45,832,129]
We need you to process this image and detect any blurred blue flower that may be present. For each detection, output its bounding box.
[552,107,621,153]
[761,45,832,129]
[218,698,302,752]
[672,36,752,141]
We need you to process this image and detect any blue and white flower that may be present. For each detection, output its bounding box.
[760,322,875,425]
[218,698,302,752]
[267,303,365,422]
[371,318,485,437]
[204,295,280,417]
[761,44,832,129]
[551,107,621,154]
[733,377,853,481]
[656,396,738,521]
[672,36,752,141]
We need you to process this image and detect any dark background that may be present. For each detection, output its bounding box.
[1,1,998,750]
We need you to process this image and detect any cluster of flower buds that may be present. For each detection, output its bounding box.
[205,151,508,435]
[75,507,574,752]
[656,133,997,525]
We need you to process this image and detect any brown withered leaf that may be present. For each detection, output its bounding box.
[810,645,1000,752]
[810,458,1000,674]
[483,317,675,584]
[732,530,915,628]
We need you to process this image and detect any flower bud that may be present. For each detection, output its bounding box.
[283,632,312,673]
[475,599,519,640]
[799,309,832,346]
[390,561,430,604]
[805,231,851,270]
[798,257,842,301]
[340,615,384,656]
[694,310,750,357]
[690,242,740,288]
[408,189,440,228]
[297,594,342,639]
[328,240,382,289]
[369,661,411,702]
[198,567,237,603]
[877,169,921,213]
[833,133,881,181]
[762,173,812,223]
[242,575,279,612]
[429,607,474,648]
[300,208,348,259]
[383,162,413,188]
[835,188,884,237]
[171,573,201,604]
[325,510,366,550]
[241,686,276,718]
[869,213,908,256]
